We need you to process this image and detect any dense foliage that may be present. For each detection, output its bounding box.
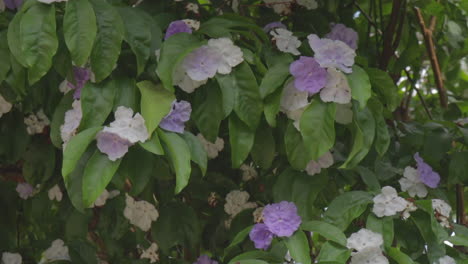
[0,0,467,263]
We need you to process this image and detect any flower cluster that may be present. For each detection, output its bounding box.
[0,94,12,118]
[414,152,440,188]
[140,243,159,263]
[48,185,63,202]
[305,151,334,176]
[16,182,34,200]
[432,199,451,228]
[224,190,257,227]
[38,239,70,264]
[347,229,388,264]
[92,189,120,208]
[372,186,408,218]
[123,194,159,232]
[1,252,21,264]
[59,67,92,99]
[24,109,50,135]
[240,163,258,182]
[197,134,224,159]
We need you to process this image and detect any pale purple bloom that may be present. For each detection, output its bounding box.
[263,22,287,32]
[249,223,275,250]
[325,23,359,50]
[307,34,356,73]
[165,20,192,40]
[159,100,191,133]
[96,132,133,161]
[4,0,22,10]
[16,182,33,200]
[414,152,440,188]
[183,46,220,81]
[68,67,91,99]
[290,56,327,94]
[263,201,301,237]
[193,255,218,264]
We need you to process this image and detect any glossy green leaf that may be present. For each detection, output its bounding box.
[181,132,208,176]
[199,14,268,43]
[118,146,155,196]
[284,122,309,170]
[366,214,394,250]
[264,87,283,127]
[366,68,399,111]
[7,9,27,67]
[224,225,253,258]
[323,191,373,230]
[64,148,95,212]
[387,248,415,264]
[112,77,138,111]
[259,57,292,98]
[369,99,390,156]
[356,166,381,191]
[0,31,10,83]
[251,123,275,169]
[63,0,97,66]
[301,221,347,246]
[50,92,74,148]
[316,241,350,264]
[347,65,371,109]
[137,81,175,135]
[229,114,255,168]
[79,81,116,131]
[285,231,311,264]
[448,151,468,184]
[139,132,164,155]
[192,82,224,142]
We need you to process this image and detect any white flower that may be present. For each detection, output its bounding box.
[350,247,389,264]
[240,163,258,182]
[224,190,257,217]
[335,103,353,124]
[347,228,383,252]
[263,0,292,15]
[432,199,452,228]
[208,38,244,75]
[253,207,264,223]
[60,100,82,148]
[182,19,200,30]
[231,0,239,12]
[140,243,159,263]
[124,194,159,232]
[91,189,120,207]
[305,151,334,176]
[39,239,70,264]
[402,201,418,220]
[399,166,427,198]
[197,134,224,159]
[372,186,408,217]
[296,0,318,10]
[103,106,149,144]
[24,109,50,135]
[173,63,207,93]
[0,94,12,118]
[437,256,456,264]
[2,252,22,264]
[0,1,5,12]
[58,80,72,94]
[185,3,199,14]
[288,106,307,131]
[37,0,68,4]
[307,34,356,73]
[48,185,63,202]
[270,28,301,56]
[320,68,352,104]
[280,80,309,114]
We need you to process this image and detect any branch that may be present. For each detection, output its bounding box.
[379,0,404,69]
[404,69,434,120]
[456,184,466,225]
[413,7,448,108]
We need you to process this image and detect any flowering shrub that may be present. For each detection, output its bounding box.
[0,0,467,263]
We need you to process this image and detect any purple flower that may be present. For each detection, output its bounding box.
[16,182,33,200]
[193,255,218,264]
[165,20,192,40]
[307,34,356,73]
[96,132,133,161]
[68,67,91,99]
[325,23,359,50]
[249,223,275,250]
[290,56,328,94]
[159,100,191,133]
[4,0,22,10]
[414,152,440,188]
[263,201,301,237]
[263,22,287,32]
[183,46,220,81]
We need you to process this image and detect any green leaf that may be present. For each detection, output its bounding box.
[139,132,164,155]
[387,248,415,264]
[118,7,152,75]
[50,92,74,148]
[112,77,138,111]
[156,33,203,92]
[366,68,399,111]
[285,231,311,264]
[68,239,99,264]
[301,221,347,246]
[300,100,336,160]
[229,114,255,168]
[82,150,122,208]
[251,123,275,169]
[63,0,97,66]
[316,241,350,264]
[347,65,371,109]
[22,138,56,186]
[224,225,253,258]
[90,0,124,82]
[0,31,11,83]
[259,57,292,98]
[199,14,268,43]
[264,87,283,127]
[447,236,468,247]
[448,151,468,184]
[366,214,394,250]
[137,81,175,135]
[158,130,191,194]
[356,166,381,191]
[181,132,208,176]
[411,208,446,262]
[7,9,27,67]
[323,191,373,230]
[62,126,102,180]
[368,99,390,156]
[79,81,116,131]
[20,3,58,84]
[118,146,155,196]
[64,148,94,212]
[284,122,309,170]
[192,81,224,142]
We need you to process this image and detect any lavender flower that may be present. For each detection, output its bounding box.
[96,132,133,161]
[290,56,328,94]
[263,22,287,32]
[68,67,91,99]
[193,255,218,264]
[325,23,359,50]
[249,223,275,250]
[159,100,192,133]
[164,20,192,40]
[183,46,220,81]
[4,0,22,10]
[414,152,440,188]
[263,201,301,237]
[16,182,34,200]
[307,34,356,73]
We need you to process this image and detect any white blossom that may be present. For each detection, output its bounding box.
[0,94,12,118]
[335,103,353,124]
[432,199,452,228]
[102,106,149,144]
[240,163,258,182]
[173,63,207,93]
[437,256,456,264]
[91,189,120,207]
[140,243,159,263]
[399,166,427,198]
[350,247,389,264]
[305,151,334,176]
[347,228,383,252]
[124,194,159,232]
[320,68,352,104]
[270,28,301,56]
[402,201,418,220]
[288,106,307,131]
[231,0,239,12]
[37,0,68,4]
[60,100,82,149]
[48,185,63,202]
[263,0,292,15]
[296,0,318,10]
[1,252,22,264]
[58,80,72,94]
[185,3,199,13]
[253,207,264,223]
[0,1,5,12]
[224,190,257,217]
[208,38,244,75]
[39,239,70,264]
[372,186,408,217]
[24,109,50,135]
[182,19,200,30]
[307,34,356,73]
[280,80,309,114]
[197,134,224,159]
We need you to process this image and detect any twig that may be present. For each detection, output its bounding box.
[379,0,404,69]
[413,7,448,108]
[354,2,383,35]
[456,184,466,225]
[404,69,434,120]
